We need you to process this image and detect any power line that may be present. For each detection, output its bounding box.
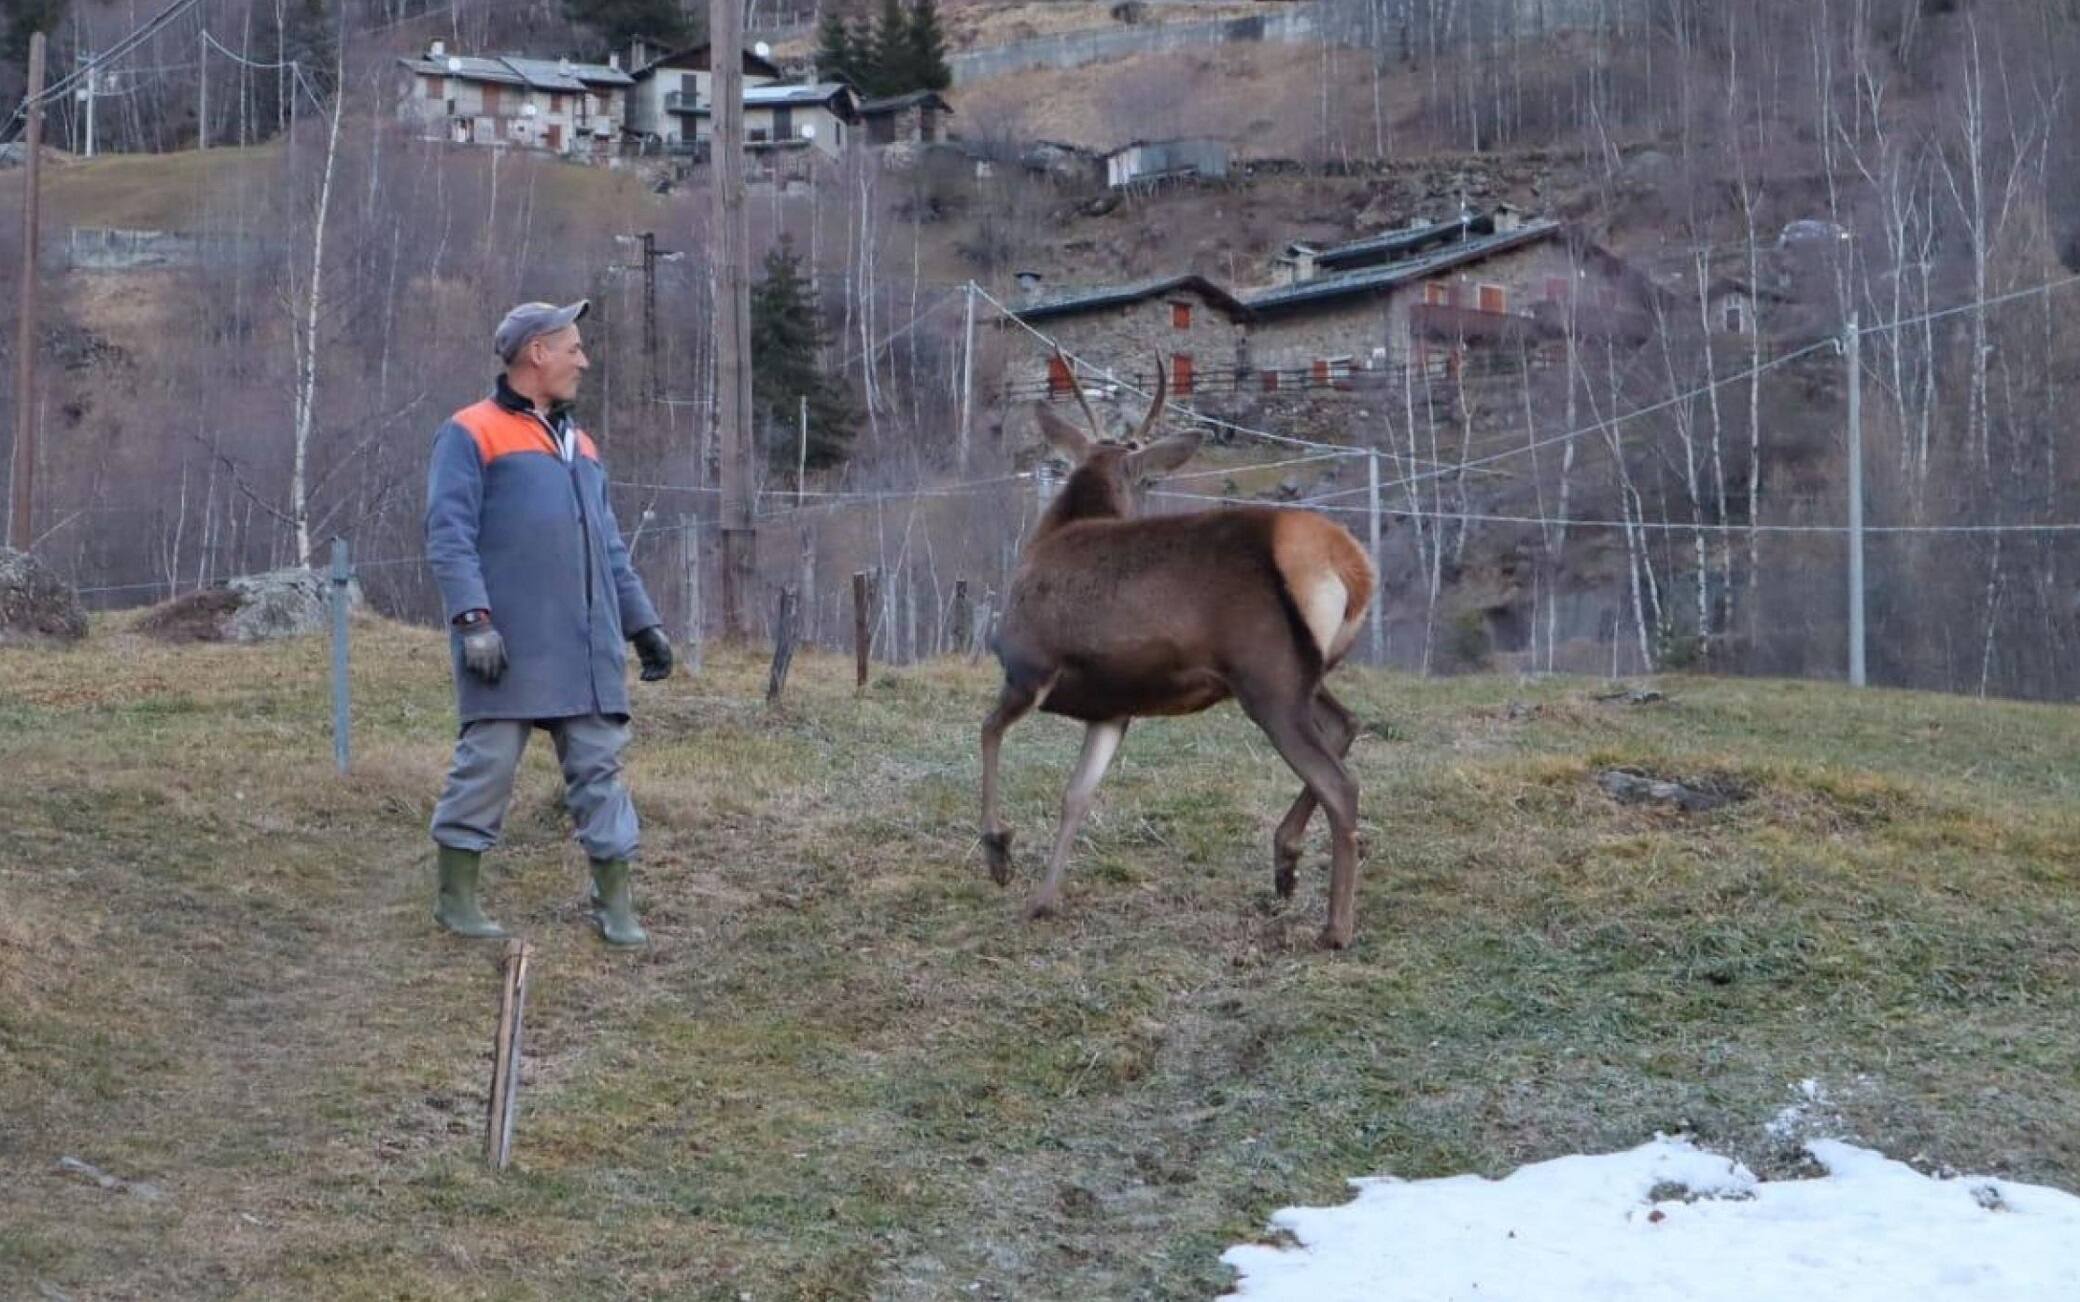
[2,0,209,142]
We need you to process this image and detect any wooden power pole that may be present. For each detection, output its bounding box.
[711,0,756,639]
[10,31,47,553]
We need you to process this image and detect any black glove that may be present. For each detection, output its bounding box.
[457,613,507,684]
[632,625,673,682]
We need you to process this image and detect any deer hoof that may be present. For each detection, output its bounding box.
[1316,923,1353,951]
[1273,860,1299,899]
[1023,893,1060,921]
[982,832,1014,886]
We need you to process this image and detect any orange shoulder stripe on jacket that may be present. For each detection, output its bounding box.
[453,400,556,465]
[575,430,600,462]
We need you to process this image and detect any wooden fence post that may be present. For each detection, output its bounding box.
[766,585,800,705]
[950,579,971,659]
[852,570,872,689]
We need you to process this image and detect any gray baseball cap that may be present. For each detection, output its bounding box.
[494,299,590,363]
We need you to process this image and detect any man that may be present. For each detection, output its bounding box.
[423,300,673,946]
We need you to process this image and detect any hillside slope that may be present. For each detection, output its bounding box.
[2,620,2076,1298]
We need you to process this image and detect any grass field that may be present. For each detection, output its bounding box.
[3,614,2077,1299]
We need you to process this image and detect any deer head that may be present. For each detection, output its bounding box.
[1032,350,1198,518]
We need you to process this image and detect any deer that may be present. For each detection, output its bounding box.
[979,355,1379,949]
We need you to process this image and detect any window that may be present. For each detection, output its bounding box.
[1172,354,1195,395]
[1477,283,1507,314]
[1723,299,1747,334]
[1171,301,1192,330]
[482,83,503,115]
[1544,275,1568,303]
[423,76,444,99]
[1047,355,1074,398]
[1423,281,1450,307]
[1261,370,1280,392]
[550,94,564,115]
[748,126,770,143]
[1311,358,1330,385]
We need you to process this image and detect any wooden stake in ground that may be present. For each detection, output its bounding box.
[485,939,532,1171]
[852,570,873,689]
[766,585,800,705]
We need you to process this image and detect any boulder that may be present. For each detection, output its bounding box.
[0,548,89,645]
[139,567,362,644]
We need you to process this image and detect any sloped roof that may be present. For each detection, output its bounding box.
[1243,220,1565,313]
[399,54,525,85]
[498,57,588,92]
[1011,273,1250,323]
[632,42,783,79]
[860,90,953,115]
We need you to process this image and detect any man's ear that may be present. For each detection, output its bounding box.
[1126,429,1200,478]
[1033,403,1095,463]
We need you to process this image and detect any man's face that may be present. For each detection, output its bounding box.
[528,325,589,404]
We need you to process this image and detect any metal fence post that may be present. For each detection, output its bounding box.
[329,536,352,775]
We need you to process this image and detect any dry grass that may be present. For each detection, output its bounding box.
[3,615,2078,1298]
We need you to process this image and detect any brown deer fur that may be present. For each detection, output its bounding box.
[979,364,1378,948]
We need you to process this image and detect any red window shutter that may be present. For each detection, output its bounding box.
[1171,302,1192,330]
[1424,281,1449,307]
[1545,276,1568,303]
[1173,354,1194,395]
[1478,284,1506,314]
[1311,358,1330,384]
[1047,355,1073,397]
[1262,370,1279,392]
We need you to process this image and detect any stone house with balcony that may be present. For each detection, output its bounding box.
[397,42,630,155]
[1244,209,1653,379]
[1000,208,1657,401]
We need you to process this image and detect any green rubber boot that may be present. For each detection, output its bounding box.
[589,858,649,947]
[434,846,509,939]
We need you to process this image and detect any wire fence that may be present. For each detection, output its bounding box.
[38,269,2080,699]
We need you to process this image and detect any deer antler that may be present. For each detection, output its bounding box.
[1130,353,1170,446]
[1053,345,1109,445]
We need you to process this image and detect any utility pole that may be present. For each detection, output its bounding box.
[640,231,661,400]
[76,56,96,159]
[1845,313,1866,688]
[10,32,47,553]
[198,31,208,150]
[711,0,756,639]
[1367,449,1383,664]
[797,394,809,507]
[957,280,976,471]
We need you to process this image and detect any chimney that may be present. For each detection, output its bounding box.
[559,56,573,77]
[1406,214,1428,230]
[1016,270,1044,303]
[628,37,649,73]
[1493,205,1521,232]
[608,52,620,71]
[429,39,446,59]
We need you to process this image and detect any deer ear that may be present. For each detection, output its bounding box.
[1127,429,1200,479]
[1033,403,1095,462]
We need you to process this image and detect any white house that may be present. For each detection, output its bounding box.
[624,41,783,150]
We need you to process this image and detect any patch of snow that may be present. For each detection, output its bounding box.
[1220,1135,2080,1301]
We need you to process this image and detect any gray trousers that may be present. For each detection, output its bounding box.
[430,715,640,862]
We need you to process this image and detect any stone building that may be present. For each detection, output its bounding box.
[1004,274,1251,404]
[396,43,630,155]
[860,91,954,146]
[1000,208,1657,400]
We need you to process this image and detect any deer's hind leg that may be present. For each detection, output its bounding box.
[1271,686,1358,898]
[1237,671,1362,950]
